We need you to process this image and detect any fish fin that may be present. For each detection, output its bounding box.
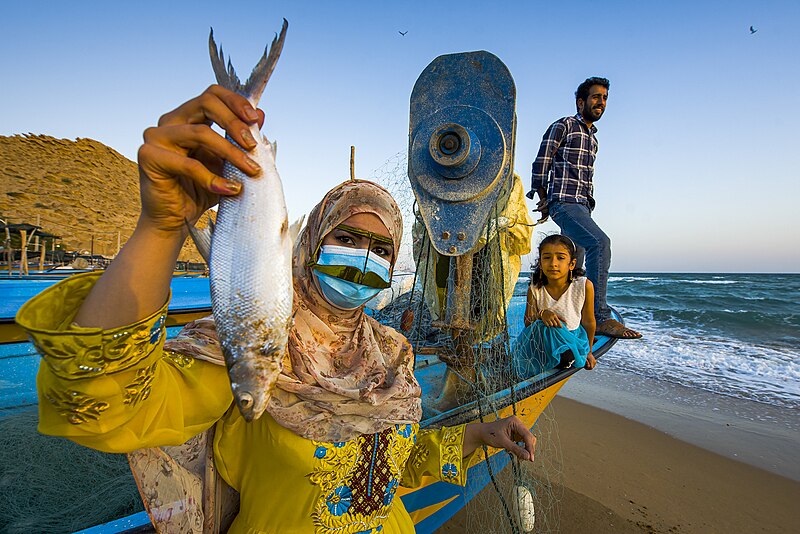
[185,218,214,264]
[289,215,305,246]
[208,20,288,104]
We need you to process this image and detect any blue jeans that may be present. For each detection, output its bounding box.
[548,201,612,322]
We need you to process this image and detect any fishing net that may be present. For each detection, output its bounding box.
[0,408,144,533]
[370,152,565,534]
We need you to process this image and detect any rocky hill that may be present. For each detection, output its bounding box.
[0,134,207,262]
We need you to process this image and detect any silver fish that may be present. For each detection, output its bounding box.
[191,20,292,422]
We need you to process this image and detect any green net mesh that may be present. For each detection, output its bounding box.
[0,408,144,533]
[371,151,563,533]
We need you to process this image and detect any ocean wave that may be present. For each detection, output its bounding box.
[599,322,800,408]
[514,274,800,408]
[683,280,738,285]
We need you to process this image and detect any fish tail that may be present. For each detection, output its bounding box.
[208,19,288,104]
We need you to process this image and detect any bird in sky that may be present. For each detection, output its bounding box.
[750,25,758,34]
[399,31,408,36]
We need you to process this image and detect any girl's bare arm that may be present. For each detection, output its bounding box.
[581,279,596,369]
[523,284,538,327]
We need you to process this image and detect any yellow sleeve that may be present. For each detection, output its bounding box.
[15,272,233,453]
[401,424,479,488]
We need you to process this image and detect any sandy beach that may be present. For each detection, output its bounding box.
[440,368,800,534]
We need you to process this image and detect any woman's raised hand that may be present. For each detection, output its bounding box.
[136,84,265,234]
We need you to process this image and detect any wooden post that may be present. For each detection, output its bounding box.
[39,242,46,271]
[20,230,29,276]
[4,226,10,275]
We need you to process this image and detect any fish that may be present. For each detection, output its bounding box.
[189,20,293,422]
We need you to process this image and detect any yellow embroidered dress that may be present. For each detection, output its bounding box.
[18,273,472,534]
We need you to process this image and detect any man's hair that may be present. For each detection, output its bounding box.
[575,77,610,103]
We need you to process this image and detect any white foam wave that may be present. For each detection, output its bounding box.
[682,280,737,285]
[600,323,800,407]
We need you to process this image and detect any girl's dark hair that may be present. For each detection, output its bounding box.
[530,234,586,288]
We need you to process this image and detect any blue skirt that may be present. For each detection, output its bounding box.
[511,320,591,379]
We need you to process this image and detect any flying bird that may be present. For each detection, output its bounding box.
[750,25,758,34]
[399,31,408,36]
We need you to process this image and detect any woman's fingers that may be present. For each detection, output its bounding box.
[484,417,536,462]
[158,85,262,152]
[138,142,239,196]
[143,122,261,181]
[508,416,537,462]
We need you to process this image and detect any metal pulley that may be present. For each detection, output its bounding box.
[408,50,516,257]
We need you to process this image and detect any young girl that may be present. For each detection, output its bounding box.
[512,234,596,379]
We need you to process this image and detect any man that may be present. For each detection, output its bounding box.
[529,77,641,339]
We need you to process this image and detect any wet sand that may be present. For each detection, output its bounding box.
[438,370,800,533]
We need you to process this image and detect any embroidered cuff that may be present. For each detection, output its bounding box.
[439,424,469,486]
[17,272,170,380]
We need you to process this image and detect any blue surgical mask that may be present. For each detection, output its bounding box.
[313,245,391,309]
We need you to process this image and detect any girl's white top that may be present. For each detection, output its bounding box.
[530,276,587,331]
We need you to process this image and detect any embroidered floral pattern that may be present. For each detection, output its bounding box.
[149,315,166,344]
[163,350,195,369]
[441,463,458,480]
[44,388,110,425]
[327,486,353,516]
[407,446,429,470]
[310,424,417,533]
[123,363,157,406]
[408,429,434,469]
[383,479,398,506]
[30,304,168,379]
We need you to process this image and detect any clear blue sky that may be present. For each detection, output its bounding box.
[2,0,798,272]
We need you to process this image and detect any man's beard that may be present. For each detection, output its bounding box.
[583,103,604,122]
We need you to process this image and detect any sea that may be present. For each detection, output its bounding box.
[2,272,798,413]
[576,272,800,410]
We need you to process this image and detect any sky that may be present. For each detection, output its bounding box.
[1,0,798,272]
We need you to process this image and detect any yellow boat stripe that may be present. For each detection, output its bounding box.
[408,494,460,524]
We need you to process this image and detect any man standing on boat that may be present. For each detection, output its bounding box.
[529,77,641,339]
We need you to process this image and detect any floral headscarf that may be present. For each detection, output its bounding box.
[166,180,421,442]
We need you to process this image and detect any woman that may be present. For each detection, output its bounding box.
[17,85,536,533]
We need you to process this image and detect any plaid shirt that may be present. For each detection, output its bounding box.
[528,113,598,209]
